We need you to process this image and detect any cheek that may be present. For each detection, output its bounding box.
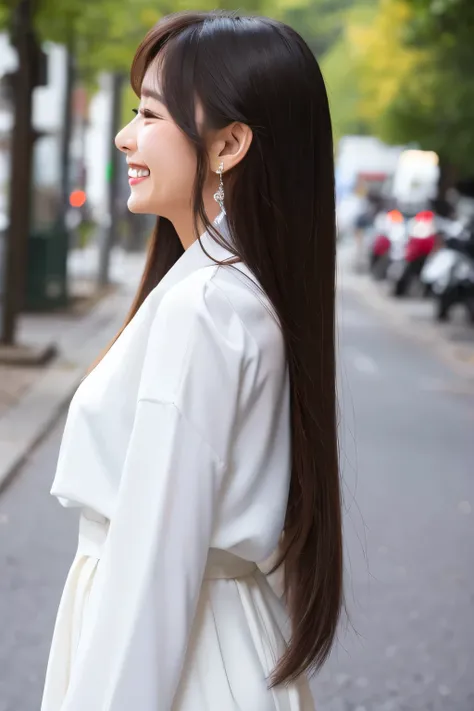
[138,124,197,190]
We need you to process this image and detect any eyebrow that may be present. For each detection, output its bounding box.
[141,87,166,104]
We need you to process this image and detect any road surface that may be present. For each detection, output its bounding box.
[1,286,473,711]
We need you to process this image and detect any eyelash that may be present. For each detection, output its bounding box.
[132,108,162,120]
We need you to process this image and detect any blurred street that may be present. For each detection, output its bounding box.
[1,274,473,711]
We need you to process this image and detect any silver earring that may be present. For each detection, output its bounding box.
[213,161,226,214]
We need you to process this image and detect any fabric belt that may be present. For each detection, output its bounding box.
[78,510,257,580]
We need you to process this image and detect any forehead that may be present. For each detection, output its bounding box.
[141,56,163,95]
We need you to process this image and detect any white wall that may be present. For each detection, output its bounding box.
[33,42,67,133]
[0,32,17,75]
[84,73,114,224]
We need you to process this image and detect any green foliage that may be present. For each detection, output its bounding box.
[6,0,471,174]
[384,65,474,172]
[0,4,9,28]
[1,0,279,80]
[0,0,157,76]
[279,0,357,57]
[318,2,377,141]
[386,0,474,171]
[322,0,474,173]
[1,0,354,80]
[34,0,162,75]
[322,34,370,141]
[405,0,474,49]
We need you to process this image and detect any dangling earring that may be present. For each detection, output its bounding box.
[213,161,226,214]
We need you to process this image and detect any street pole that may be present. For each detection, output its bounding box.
[0,0,38,345]
[98,72,124,287]
[59,45,75,235]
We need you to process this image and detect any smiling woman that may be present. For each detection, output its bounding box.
[41,11,342,711]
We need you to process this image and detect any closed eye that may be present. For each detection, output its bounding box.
[132,108,162,120]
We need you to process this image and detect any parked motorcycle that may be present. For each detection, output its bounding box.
[386,210,439,297]
[421,219,474,322]
[420,218,465,294]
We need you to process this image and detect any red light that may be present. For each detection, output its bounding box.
[69,190,87,208]
[387,210,403,223]
[415,210,435,222]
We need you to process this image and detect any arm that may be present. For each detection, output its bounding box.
[62,277,246,711]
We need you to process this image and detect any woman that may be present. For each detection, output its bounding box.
[42,11,342,711]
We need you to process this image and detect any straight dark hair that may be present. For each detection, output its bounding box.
[105,10,342,686]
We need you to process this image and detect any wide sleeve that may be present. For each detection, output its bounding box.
[61,277,247,711]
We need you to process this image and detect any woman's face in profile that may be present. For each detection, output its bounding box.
[115,61,202,219]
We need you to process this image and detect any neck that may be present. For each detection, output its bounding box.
[172,202,222,251]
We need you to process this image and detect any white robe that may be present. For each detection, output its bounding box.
[42,214,315,711]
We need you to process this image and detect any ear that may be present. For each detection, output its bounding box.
[211,122,253,174]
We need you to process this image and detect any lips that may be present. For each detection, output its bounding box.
[127,163,150,186]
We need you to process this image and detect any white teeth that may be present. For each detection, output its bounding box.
[128,167,150,178]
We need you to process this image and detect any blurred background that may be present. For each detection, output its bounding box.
[0,1,473,710]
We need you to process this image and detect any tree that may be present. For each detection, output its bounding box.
[279,0,357,58]
[334,0,474,181]
[320,2,376,141]
[343,0,423,137]
[390,0,474,177]
[0,0,47,346]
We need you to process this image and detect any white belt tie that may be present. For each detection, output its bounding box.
[78,509,257,580]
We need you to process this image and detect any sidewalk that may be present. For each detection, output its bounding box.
[0,247,146,490]
[337,240,474,379]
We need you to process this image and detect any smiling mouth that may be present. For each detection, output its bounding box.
[128,166,150,185]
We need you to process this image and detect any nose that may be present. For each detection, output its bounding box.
[115,121,137,154]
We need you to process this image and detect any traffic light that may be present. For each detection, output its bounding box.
[69,190,87,208]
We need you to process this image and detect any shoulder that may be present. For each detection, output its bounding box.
[138,263,286,410]
[143,267,251,390]
[158,266,237,337]
[158,264,284,358]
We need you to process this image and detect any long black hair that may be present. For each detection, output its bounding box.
[101,11,342,686]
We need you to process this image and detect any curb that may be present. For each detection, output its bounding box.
[0,286,134,493]
[0,365,84,492]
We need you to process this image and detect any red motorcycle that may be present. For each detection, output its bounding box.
[386,210,439,296]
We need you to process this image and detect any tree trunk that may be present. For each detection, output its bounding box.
[0,0,38,344]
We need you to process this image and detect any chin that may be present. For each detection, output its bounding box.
[127,195,150,214]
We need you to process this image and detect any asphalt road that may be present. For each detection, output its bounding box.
[1,286,473,711]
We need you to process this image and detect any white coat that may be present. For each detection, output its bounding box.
[41,214,315,710]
